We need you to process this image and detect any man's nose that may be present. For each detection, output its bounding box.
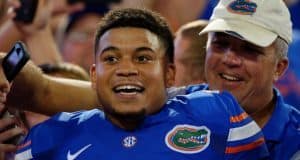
[222,48,243,67]
[115,61,139,76]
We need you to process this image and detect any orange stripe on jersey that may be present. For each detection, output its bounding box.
[230,112,248,123]
[225,137,265,154]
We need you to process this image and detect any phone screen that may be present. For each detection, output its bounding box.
[2,41,30,82]
[7,47,23,66]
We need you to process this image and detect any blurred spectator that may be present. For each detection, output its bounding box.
[198,0,218,20]
[110,0,205,32]
[174,20,208,86]
[60,5,109,71]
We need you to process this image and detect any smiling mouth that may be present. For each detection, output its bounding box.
[219,73,242,81]
[113,85,145,95]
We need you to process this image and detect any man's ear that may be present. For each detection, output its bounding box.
[90,64,97,89]
[274,58,288,82]
[166,63,175,87]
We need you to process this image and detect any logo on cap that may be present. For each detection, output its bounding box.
[227,0,257,15]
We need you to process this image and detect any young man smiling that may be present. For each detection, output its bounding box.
[14,8,268,159]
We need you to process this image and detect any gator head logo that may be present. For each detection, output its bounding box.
[165,125,211,154]
[227,0,257,15]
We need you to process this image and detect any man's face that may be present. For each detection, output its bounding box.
[205,32,287,113]
[91,27,174,121]
[174,34,205,86]
[62,13,102,71]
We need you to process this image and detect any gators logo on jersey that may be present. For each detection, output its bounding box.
[227,0,257,15]
[165,125,211,154]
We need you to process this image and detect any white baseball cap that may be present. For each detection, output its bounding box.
[199,0,292,47]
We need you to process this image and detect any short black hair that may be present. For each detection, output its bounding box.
[94,8,174,63]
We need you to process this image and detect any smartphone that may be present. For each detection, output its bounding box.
[2,41,30,82]
[14,0,38,23]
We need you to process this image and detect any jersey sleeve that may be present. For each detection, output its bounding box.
[219,91,270,160]
[14,111,86,160]
[167,84,208,99]
[14,121,60,160]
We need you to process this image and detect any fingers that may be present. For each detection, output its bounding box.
[0,116,15,130]
[0,117,24,142]
[6,0,21,7]
[5,0,21,19]
[0,143,17,152]
[0,126,24,142]
[0,117,24,154]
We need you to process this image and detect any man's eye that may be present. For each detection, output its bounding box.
[136,56,150,63]
[244,46,264,55]
[104,56,118,63]
[211,40,229,50]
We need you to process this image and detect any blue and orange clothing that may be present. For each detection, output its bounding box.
[182,84,300,159]
[15,91,269,159]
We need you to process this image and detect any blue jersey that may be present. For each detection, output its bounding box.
[174,83,300,159]
[15,91,269,160]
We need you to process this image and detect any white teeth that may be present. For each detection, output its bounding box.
[221,74,239,81]
[115,85,141,91]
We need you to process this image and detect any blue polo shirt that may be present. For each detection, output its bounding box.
[262,89,300,160]
[180,84,300,159]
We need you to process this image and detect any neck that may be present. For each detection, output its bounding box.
[249,95,276,128]
[111,118,142,131]
[106,112,145,131]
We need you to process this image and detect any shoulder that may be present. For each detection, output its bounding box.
[50,109,104,124]
[278,101,300,128]
[170,90,248,122]
[29,109,104,136]
[15,109,104,159]
[286,105,300,134]
[185,90,243,114]
[290,105,300,120]
[277,104,300,157]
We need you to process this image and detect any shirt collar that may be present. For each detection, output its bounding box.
[262,88,291,142]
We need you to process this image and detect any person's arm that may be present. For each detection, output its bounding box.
[6,60,98,115]
[152,0,207,32]
[13,0,63,65]
[0,20,22,52]
[0,0,84,64]
[24,23,63,65]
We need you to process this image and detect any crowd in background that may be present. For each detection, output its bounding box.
[0,0,299,159]
[1,0,299,108]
